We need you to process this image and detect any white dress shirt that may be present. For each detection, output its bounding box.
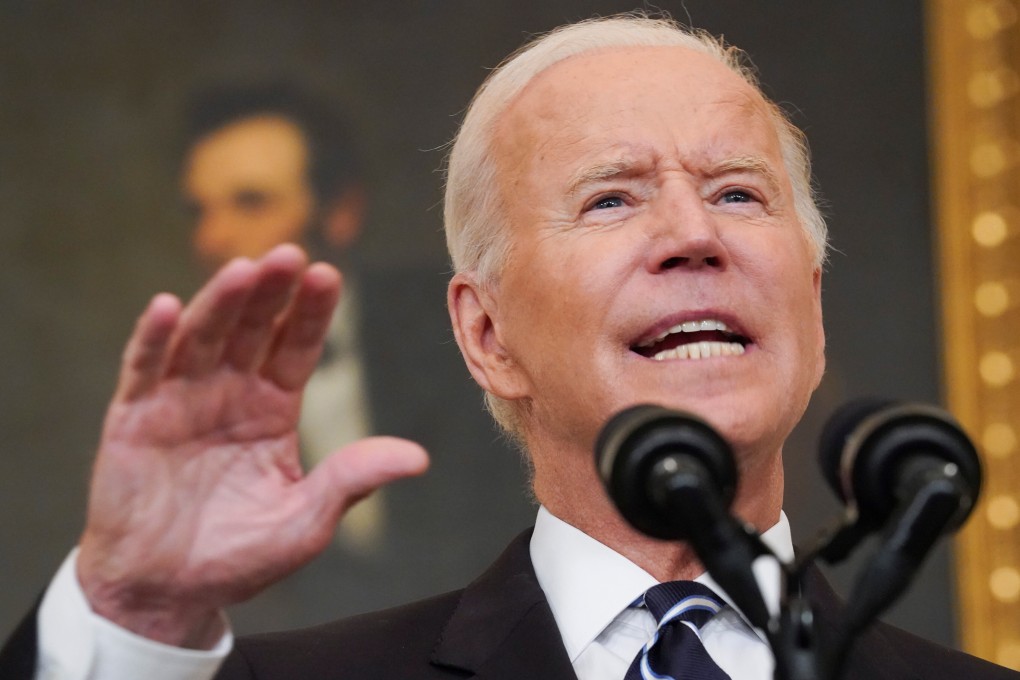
[530,506,794,680]
[36,508,793,680]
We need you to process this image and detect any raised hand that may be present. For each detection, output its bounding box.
[76,245,428,648]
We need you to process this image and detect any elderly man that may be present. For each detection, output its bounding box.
[2,13,1014,680]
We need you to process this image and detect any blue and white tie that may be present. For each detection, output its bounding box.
[624,581,731,680]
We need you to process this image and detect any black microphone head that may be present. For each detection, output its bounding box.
[819,399,982,531]
[595,404,736,540]
[819,398,895,503]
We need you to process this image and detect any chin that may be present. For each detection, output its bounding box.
[639,388,792,457]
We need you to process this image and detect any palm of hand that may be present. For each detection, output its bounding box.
[74,248,428,646]
[88,369,319,607]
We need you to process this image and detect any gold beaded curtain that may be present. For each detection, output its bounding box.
[928,0,1020,669]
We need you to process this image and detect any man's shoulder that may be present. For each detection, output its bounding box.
[804,566,1018,679]
[863,617,1018,680]
[221,589,466,679]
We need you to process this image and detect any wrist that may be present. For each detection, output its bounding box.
[87,590,226,649]
[92,600,226,650]
[76,556,225,649]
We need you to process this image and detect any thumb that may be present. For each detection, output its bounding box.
[302,436,430,522]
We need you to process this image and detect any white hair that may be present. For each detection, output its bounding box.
[444,12,828,436]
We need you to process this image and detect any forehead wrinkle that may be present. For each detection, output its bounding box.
[680,88,787,193]
[566,145,658,197]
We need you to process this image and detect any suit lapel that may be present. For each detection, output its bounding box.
[430,529,578,679]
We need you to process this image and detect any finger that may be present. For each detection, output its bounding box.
[261,263,341,391]
[165,257,259,378]
[114,293,183,401]
[302,436,430,524]
[222,246,311,371]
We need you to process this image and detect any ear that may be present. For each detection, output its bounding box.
[448,272,530,400]
[810,266,827,388]
[323,184,367,250]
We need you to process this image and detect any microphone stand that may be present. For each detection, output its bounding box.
[773,568,825,680]
[781,467,969,680]
[821,466,971,677]
[653,458,828,680]
[596,403,978,680]
[651,455,773,633]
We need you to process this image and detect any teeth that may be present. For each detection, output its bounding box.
[641,319,731,347]
[651,341,746,361]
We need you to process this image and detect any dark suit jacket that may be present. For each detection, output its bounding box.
[1,529,1016,679]
[215,530,1014,680]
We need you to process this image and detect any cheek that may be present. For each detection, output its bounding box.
[276,218,309,244]
[739,242,821,353]
[774,273,825,391]
[499,247,626,380]
[249,210,307,248]
[505,272,595,355]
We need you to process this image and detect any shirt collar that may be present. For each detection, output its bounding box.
[530,506,794,662]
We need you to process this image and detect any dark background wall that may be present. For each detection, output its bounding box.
[0,0,953,650]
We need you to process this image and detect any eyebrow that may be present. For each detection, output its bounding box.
[566,158,645,195]
[710,156,783,194]
[566,153,784,196]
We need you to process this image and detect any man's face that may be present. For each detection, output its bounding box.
[486,46,825,465]
[183,115,316,268]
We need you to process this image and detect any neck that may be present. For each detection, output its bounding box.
[531,440,784,583]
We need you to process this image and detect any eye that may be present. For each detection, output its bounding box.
[590,195,625,210]
[234,190,272,213]
[720,189,755,204]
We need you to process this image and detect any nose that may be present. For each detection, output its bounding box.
[192,209,236,267]
[645,182,727,273]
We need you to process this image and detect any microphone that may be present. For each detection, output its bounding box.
[817,400,982,675]
[819,399,982,537]
[596,404,736,540]
[595,404,770,631]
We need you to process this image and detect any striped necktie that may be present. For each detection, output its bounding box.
[624,581,732,680]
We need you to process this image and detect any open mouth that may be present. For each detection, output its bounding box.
[630,319,751,361]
